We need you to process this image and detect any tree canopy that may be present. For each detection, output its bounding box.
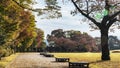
[70,0,120,29]
[47,29,98,52]
[0,0,40,55]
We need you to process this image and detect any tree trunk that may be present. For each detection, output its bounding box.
[101,28,110,60]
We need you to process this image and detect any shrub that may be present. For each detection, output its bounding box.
[0,46,13,57]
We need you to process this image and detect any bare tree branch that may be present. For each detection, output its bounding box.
[105,0,111,11]
[71,0,100,27]
[116,19,120,22]
[107,18,117,29]
[88,9,94,15]
[110,10,120,20]
[85,0,89,15]
[113,2,120,7]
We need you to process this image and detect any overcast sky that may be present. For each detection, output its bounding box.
[33,0,120,39]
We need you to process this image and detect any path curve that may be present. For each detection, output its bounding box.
[6,53,68,68]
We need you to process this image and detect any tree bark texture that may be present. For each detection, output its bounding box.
[100,27,110,60]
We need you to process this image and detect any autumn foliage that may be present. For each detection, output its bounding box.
[47,29,98,52]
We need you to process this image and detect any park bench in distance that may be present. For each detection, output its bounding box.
[69,61,89,68]
[40,52,46,55]
[44,53,54,57]
[55,57,69,62]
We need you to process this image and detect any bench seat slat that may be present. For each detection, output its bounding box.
[55,58,69,62]
[69,62,89,68]
[44,54,54,57]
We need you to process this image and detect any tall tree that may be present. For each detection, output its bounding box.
[0,0,23,46]
[0,0,37,53]
[36,28,45,48]
[70,0,120,60]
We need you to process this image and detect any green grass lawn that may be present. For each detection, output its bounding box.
[51,52,120,68]
[0,53,19,68]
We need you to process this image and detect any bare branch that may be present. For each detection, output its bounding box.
[105,0,111,13]
[87,10,93,15]
[107,18,117,29]
[116,19,120,22]
[85,0,89,15]
[113,2,120,7]
[110,10,120,20]
[71,0,100,27]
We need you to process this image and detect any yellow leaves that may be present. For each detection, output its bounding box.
[52,53,101,62]
[90,64,101,68]
[0,0,23,24]
[0,62,8,68]
[0,13,12,23]
[32,31,37,38]
[0,0,37,50]
[11,31,20,40]
[51,52,120,68]
[0,53,19,68]
[26,39,34,48]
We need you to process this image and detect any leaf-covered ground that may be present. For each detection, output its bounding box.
[6,53,68,68]
[5,52,120,68]
[0,53,19,68]
[52,52,120,68]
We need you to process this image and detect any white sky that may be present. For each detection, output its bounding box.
[32,0,120,39]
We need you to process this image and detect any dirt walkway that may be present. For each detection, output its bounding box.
[6,53,68,68]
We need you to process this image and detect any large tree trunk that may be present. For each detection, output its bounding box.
[100,28,110,60]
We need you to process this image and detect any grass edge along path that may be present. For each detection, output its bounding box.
[0,53,19,68]
[51,52,120,68]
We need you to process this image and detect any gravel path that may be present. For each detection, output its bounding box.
[6,53,68,68]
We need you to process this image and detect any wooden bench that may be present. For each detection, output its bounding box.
[69,62,89,68]
[44,54,54,57]
[55,57,69,62]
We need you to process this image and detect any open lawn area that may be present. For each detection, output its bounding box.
[51,52,120,68]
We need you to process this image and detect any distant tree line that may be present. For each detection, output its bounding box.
[45,29,120,52]
[46,29,99,52]
[109,36,120,50]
